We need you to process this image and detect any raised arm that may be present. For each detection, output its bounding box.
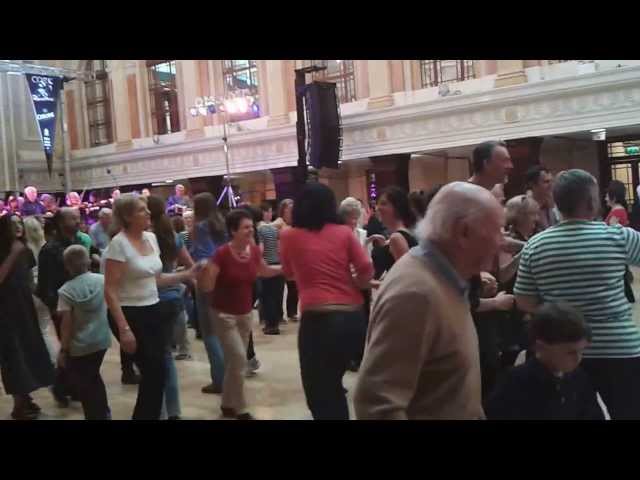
[258,259,282,278]
[177,245,195,269]
[389,232,410,262]
[348,232,374,289]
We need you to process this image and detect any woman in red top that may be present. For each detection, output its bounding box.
[198,209,281,420]
[605,180,630,226]
[280,183,374,420]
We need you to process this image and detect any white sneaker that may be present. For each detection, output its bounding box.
[246,357,261,377]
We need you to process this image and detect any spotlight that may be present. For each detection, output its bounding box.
[189,107,198,117]
[237,97,248,113]
[225,99,238,114]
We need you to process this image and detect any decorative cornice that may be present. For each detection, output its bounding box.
[18,65,640,191]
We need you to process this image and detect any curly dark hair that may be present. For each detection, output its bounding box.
[225,208,254,236]
[292,183,339,231]
[408,191,428,219]
[380,186,416,228]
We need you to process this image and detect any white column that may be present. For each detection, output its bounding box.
[59,87,72,192]
[180,60,204,136]
[109,60,132,148]
[495,60,528,88]
[367,60,394,109]
[0,73,11,191]
[136,60,152,138]
[266,60,290,127]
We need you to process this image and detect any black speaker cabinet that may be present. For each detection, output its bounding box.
[303,81,342,169]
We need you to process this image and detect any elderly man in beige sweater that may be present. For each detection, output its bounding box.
[354,182,505,420]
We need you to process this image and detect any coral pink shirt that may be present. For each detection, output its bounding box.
[279,224,374,313]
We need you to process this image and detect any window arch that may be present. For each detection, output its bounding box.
[420,60,475,88]
[147,60,180,135]
[84,60,113,146]
[306,60,356,103]
[222,60,261,121]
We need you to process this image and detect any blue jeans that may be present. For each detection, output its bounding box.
[162,351,181,419]
[159,299,183,419]
[196,289,225,389]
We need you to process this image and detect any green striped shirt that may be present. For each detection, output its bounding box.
[514,220,640,358]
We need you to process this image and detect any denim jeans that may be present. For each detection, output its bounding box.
[298,309,364,420]
[161,350,181,419]
[196,288,225,389]
[160,299,183,419]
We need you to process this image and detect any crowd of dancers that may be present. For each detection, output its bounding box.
[2,140,640,420]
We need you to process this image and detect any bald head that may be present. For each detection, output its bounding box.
[57,207,81,237]
[418,182,505,277]
[24,186,38,202]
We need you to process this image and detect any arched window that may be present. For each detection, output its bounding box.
[420,60,475,88]
[147,60,180,135]
[307,60,356,103]
[222,60,261,121]
[85,60,113,146]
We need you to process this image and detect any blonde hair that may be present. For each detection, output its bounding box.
[505,195,540,228]
[23,216,45,259]
[339,197,362,221]
[113,193,142,231]
[63,245,90,277]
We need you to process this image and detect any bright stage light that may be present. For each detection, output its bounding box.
[189,107,198,117]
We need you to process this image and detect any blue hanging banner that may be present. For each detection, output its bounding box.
[25,73,63,177]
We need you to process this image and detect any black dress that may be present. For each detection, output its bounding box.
[373,229,418,279]
[0,249,55,395]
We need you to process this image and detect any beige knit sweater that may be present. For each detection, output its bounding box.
[354,252,484,420]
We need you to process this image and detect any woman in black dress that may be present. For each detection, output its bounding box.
[368,186,418,286]
[0,214,55,419]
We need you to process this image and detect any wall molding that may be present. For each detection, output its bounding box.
[18,65,640,191]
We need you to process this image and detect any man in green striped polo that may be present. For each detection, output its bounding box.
[515,169,640,419]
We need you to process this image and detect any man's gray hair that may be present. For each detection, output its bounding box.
[553,169,598,218]
[417,181,497,243]
[338,197,362,221]
[63,244,90,277]
[99,208,112,219]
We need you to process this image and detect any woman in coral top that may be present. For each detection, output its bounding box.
[279,183,374,420]
[605,180,630,226]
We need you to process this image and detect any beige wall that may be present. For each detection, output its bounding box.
[408,154,470,192]
[68,59,513,153]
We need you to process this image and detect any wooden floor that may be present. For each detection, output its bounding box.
[3,268,640,421]
[0,314,359,421]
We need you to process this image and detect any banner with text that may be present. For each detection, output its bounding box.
[25,73,63,177]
